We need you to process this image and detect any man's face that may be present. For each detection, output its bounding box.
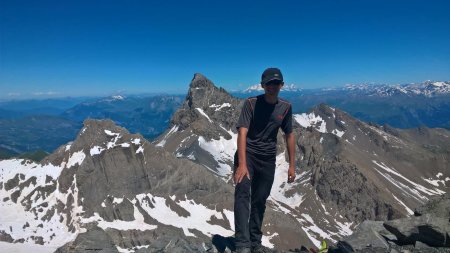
[262,80,284,96]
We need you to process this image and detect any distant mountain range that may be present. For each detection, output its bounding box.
[240,80,450,97]
[234,80,450,130]
[242,83,301,93]
[0,95,184,156]
[0,80,449,158]
[339,81,450,97]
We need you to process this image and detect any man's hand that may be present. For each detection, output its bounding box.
[234,165,250,184]
[287,166,295,183]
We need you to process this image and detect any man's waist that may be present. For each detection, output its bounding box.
[246,143,277,158]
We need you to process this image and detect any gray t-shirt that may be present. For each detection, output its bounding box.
[236,94,293,156]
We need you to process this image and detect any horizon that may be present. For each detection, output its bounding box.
[1,0,450,99]
[1,77,448,102]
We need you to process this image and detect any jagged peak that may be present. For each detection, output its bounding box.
[189,73,215,89]
[167,74,242,135]
[81,118,127,135]
[65,118,145,154]
[184,73,235,109]
[316,103,335,114]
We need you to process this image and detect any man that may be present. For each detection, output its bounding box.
[234,67,296,253]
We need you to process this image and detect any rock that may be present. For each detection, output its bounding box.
[414,241,433,249]
[0,230,14,243]
[384,213,450,247]
[343,220,392,251]
[311,160,398,223]
[55,226,119,253]
[414,192,450,218]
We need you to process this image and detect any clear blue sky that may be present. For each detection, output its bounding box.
[1,0,450,99]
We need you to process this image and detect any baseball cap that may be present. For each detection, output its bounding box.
[261,67,283,85]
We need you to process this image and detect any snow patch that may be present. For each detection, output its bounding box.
[67,150,86,168]
[335,220,353,237]
[392,194,414,215]
[197,127,237,177]
[112,95,124,100]
[372,161,445,201]
[105,130,119,136]
[90,146,105,156]
[0,160,85,250]
[82,206,157,231]
[195,108,213,123]
[332,129,345,138]
[156,125,179,147]
[269,152,304,208]
[298,213,336,247]
[136,193,233,237]
[210,103,231,111]
[105,130,122,149]
[423,177,447,187]
[136,146,144,154]
[261,232,279,248]
[119,143,130,148]
[113,197,124,205]
[294,113,327,133]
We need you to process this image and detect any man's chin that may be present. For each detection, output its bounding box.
[265,90,280,96]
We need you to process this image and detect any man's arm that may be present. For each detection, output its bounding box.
[234,127,250,184]
[286,132,296,183]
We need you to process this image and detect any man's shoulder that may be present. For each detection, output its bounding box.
[278,97,291,107]
[245,96,258,106]
[246,96,258,101]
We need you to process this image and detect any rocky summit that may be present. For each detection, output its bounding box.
[0,73,449,253]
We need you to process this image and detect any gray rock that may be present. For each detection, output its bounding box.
[414,192,450,218]
[55,226,119,253]
[309,159,398,223]
[343,220,393,251]
[414,241,433,249]
[384,213,450,247]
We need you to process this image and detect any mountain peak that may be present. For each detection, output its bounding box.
[167,74,241,136]
[190,73,214,89]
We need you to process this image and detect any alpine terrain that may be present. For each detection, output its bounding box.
[0,74,449,252]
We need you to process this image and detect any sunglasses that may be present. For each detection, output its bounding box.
[265,80,283,86]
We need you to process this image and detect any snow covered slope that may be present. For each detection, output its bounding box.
[0,119,236,252]
[342,81,450,97]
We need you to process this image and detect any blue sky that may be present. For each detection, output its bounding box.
[1,0,450,99]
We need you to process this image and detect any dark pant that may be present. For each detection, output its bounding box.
[234,151,276,248]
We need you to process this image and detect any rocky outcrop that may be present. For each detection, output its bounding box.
[55,226,119,253]
[330,193,450,252]
[169,73,242,140]
[311,160,398,223]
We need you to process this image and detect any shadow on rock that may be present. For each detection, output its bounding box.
[212,234,236,253]
[329,241,354,253]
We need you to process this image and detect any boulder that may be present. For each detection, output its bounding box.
[384,214,450,247]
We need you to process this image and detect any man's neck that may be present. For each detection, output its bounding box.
[263,93,278,104]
